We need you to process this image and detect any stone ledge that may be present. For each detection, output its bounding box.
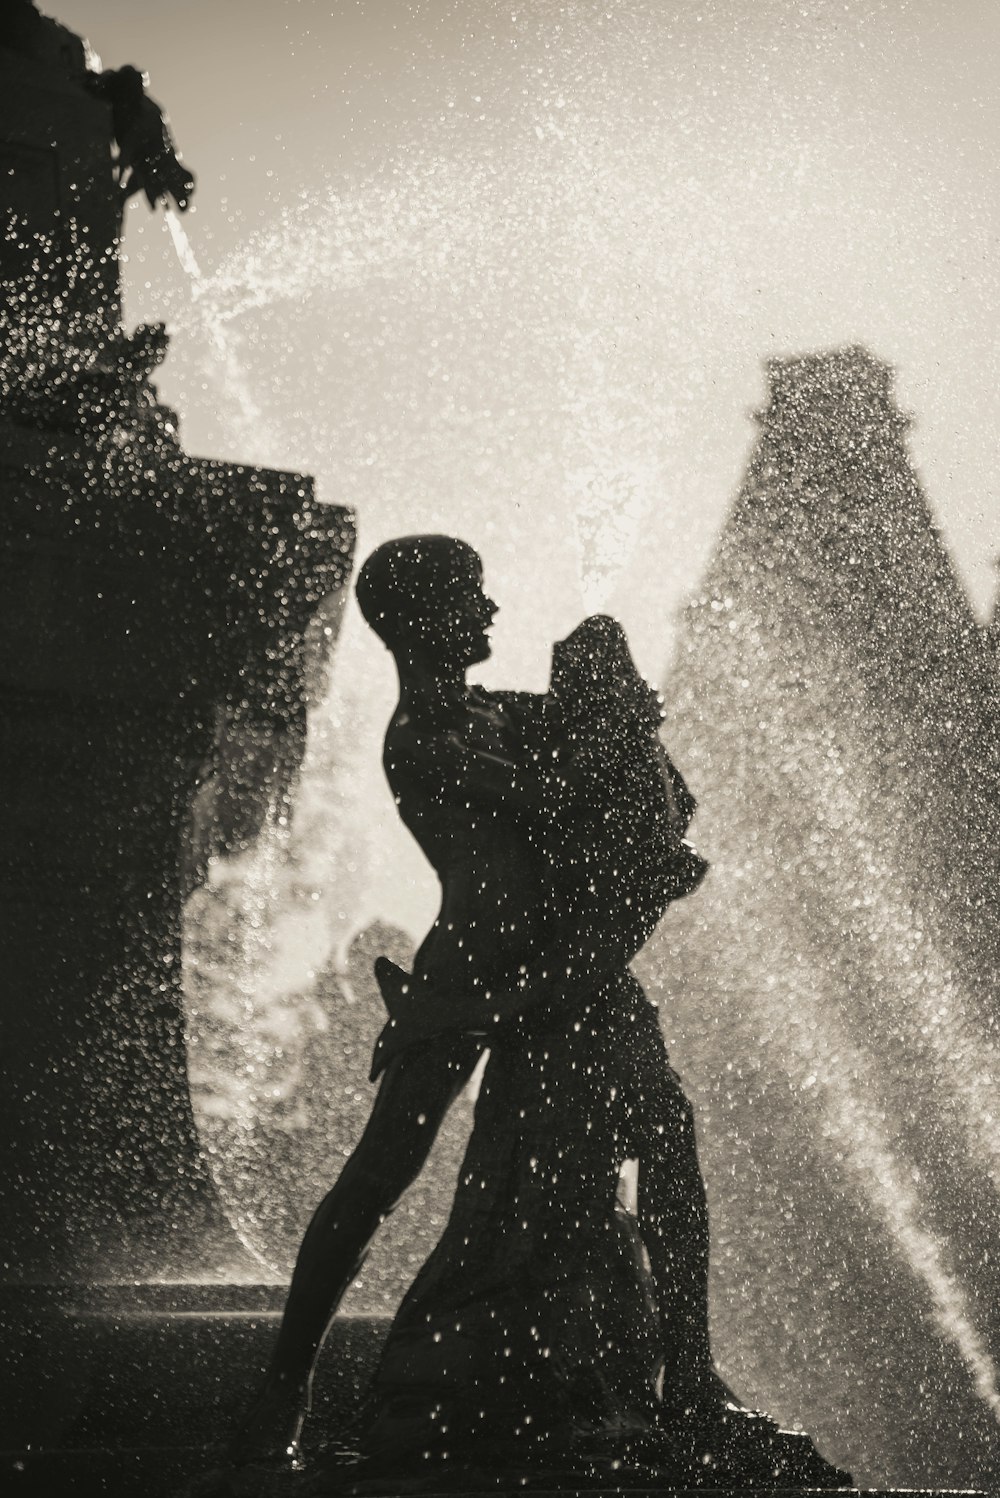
[0,1306,978,1498]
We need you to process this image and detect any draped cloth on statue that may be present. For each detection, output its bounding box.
[362,974,669,1475]
[353,975,853,1490]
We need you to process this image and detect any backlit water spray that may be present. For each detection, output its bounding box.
[776,949,1000,1425]
[164,208,279,458]
[151,29,1000,1479]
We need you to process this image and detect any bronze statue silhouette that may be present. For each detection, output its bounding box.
[90,63,196,212]
[230,536,849,1487]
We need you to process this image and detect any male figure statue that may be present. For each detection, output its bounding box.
[230,535,722,1465]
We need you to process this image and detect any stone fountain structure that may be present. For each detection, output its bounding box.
[0,5,355,1486]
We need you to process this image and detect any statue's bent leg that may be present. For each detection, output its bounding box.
[230,1034,482,1463]
[638,1083,714,1396]
[623,997,719,1411]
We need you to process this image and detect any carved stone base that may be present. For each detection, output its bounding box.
[308,1402,853,1495]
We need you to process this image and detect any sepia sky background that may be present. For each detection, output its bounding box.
[56,0,1000,938]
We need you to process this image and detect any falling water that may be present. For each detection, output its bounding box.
[767,946,1000,1423]
[163,206,200,281]
[644,569,1000,1483]
[184,796,291,1274]
[164,208,280,458]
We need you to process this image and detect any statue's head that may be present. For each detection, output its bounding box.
[356,535,497,669]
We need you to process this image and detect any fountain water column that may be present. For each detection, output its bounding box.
[646,347,1000,1486]
[0,7,355,1293]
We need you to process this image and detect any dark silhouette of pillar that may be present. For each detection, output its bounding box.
[0,4,355,1283]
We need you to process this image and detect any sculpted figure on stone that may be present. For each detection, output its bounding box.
[231,535,849,1488]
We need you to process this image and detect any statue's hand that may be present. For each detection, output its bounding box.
[369,958,513,1081]
[369,958,469,1081]
[373,954,416,1018]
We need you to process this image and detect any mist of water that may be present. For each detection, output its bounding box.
[164,208,281,460]
[770,947,1000,1425]
[156,81,1000,1484]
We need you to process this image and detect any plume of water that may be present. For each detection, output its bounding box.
[184,796,294,1272]
[773,947,1000,1426]
[649,590,1000,1481]
[163,207,279,459]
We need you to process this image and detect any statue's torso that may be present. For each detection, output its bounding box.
[384,688,551,993]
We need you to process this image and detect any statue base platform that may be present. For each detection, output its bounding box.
[1,1290,380,1498]
[305,1410,854,1496]
[0,1294,973,1498]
